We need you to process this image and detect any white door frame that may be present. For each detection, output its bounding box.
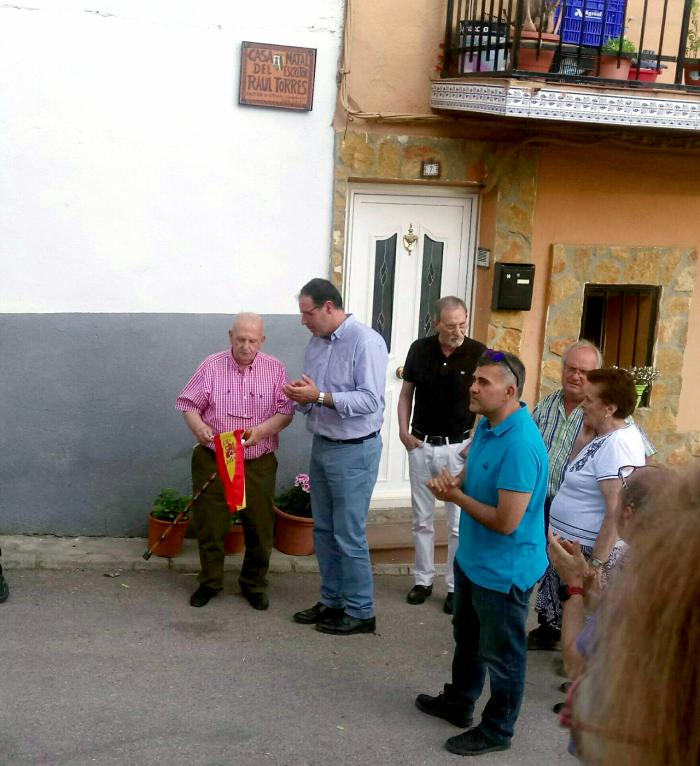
[342,183,481,508]
[343,183,480,335]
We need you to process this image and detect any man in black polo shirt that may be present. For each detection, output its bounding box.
[398,296,485,614]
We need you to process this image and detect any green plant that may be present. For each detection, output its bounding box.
[151,488,191,521]
[688,0,700,57]
[602,35,637,55]
[613,365,660,386]
[275,473,312,518]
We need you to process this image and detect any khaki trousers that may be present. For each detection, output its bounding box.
[191,445,277,593]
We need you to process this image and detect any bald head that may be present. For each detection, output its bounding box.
[229,312,265,367]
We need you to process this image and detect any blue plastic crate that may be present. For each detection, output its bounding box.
[558,0,626,48]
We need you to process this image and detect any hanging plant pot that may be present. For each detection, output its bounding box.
[684,61,700,86]
[147,513,189,558]
[515,31,559,73]
[273,506,315,556]
[223,523,245,555]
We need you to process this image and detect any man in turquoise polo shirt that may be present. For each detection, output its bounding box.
[415,349,548,757]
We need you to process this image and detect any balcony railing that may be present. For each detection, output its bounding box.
[442,0,700,90]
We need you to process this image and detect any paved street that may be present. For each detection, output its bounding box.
[0,569,571,766]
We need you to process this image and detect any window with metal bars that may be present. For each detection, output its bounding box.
[580,284,660,406]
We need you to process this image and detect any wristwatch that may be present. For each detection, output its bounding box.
[558,584,584,602]
[589,557,604,569]
[316,391,325,407]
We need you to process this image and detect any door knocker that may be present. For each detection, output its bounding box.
[403,224,418,255]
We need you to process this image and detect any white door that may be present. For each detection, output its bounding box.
[344,184,479,507]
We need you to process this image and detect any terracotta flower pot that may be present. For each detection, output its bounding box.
[223,523,245,555]
[515,31,559,73]
[147,513,189,558]
[273,505,315,556]
[599,54,632,80]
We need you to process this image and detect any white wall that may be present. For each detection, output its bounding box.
[0,0,344,313]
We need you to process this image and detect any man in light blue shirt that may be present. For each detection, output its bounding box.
[416,350,548,756]
[284,278,387,636]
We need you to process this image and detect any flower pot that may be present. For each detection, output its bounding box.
[147,513,189,558]
[223,523,245,555]
[684,61,700,86]
[273,505,315,556]
[515,31,559,73]
[635,384,648,407]
[599,54,632,80]
[628,66,659,83]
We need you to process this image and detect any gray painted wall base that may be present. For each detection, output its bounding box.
[0,314,312,535]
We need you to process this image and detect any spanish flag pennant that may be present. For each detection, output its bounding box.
[214,430,246,513]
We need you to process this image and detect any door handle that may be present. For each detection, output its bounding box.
[395,366,404,380]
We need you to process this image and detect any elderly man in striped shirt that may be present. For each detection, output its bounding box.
[529,339,655,649]
[176,313,294,611]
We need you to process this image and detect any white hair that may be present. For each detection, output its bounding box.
[562,340,603,367]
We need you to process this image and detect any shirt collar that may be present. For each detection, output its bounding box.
[229,350,259,374]
[430,334,468,358]
[484,402,528,436]
[330,313,354,341]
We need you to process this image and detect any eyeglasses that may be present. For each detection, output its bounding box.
[618,464,659,490]
[482,348,520,391]
[563,364,594,377]
[300,305,322,318]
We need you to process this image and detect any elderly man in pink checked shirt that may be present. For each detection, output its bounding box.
[176,312,294,610]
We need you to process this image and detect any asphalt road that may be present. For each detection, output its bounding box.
[0,570,571,766]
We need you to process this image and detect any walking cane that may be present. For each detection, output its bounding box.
[142,470,218,560]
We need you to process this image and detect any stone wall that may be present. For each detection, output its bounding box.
[542,244,699,466]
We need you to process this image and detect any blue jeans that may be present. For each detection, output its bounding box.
[309,434,382,620]
[444,561,533,744]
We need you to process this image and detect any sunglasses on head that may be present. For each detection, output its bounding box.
[482,348,520,391]
[618,463,659,490]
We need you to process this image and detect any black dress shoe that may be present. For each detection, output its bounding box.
[315,614,376,635]
[189,584,219,608]
[443,592,454,615]
[445,727,510,756]
[293,602,345,625]
[415,692,473,728]
[407,584,433,604]
[243,591,269,611]
[527,624,561,650]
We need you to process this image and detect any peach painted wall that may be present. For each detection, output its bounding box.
[344,0,446,115]
[344,0,690,95]
[525,144,700,429]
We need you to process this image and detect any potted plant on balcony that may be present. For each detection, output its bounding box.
[148,488,191,558]
[685,0,700,85]
[273,473,315,556]
[516,0,561,73]
[599,35,637,80]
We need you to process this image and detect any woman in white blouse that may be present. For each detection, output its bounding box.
[535,367,645,635]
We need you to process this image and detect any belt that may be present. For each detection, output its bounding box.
[318,431,379,445]
[411,428,470,446]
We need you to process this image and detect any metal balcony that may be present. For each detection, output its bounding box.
[432,0,700,131]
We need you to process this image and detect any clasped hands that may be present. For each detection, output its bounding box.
[547,530,602,599]
[283,374,320,406]
[426,468,466,504]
